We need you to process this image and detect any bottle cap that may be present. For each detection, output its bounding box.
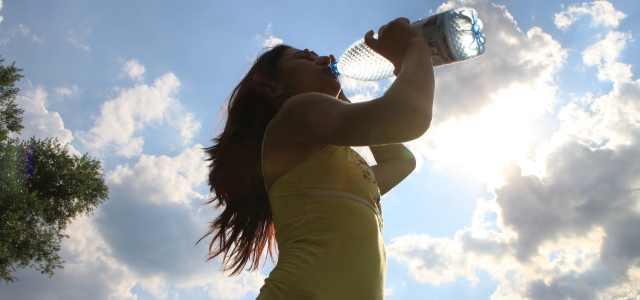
[328,61,341,76]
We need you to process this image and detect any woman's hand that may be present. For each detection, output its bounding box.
[364,18,425,76]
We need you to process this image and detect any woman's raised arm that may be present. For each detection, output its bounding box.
[274,18,435,146]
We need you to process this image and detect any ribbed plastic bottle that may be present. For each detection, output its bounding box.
[328,7,486,81]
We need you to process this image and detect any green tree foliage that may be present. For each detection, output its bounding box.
[0,56,24,143]
[0,138,109,283]
[0,58,109,284]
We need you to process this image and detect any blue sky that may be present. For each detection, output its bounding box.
[1,0,639,299]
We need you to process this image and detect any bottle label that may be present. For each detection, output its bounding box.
[411,12,457,66]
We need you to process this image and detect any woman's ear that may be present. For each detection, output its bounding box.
[253,72,283,99]
[266,82,283,99]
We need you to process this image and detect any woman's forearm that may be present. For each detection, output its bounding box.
[383,37,435,124]
[369,143,416,195]
[369,143,415,163]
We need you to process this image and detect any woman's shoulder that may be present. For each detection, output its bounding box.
[263,118,329,192]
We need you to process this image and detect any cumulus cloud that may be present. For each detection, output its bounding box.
[402,0,566,179]
[554,1,627,31]
[340,76,381,103]
[553,30,638,152]
[78,72,201,157]
[121,59,146,82]
[0,214,138,300]
[173,112,202,146]
[341,0,567,179]
[388,1,640,298]
[390,137,640,298]
[97,145,263,299]
[582,30,633,82]
[0,146,264,299]
[105,145,207,206]
[428,2,566,121]
[13,86,79,155]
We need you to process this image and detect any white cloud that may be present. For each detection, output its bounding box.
[0,23,39,45]
[407,1,566,179]
[389,234,477,286]
[257,22,283,48]
[121,59,146,82]
[105,145,207,206]
[340,76,380,103]
[173,112,201,146]
[31,35,44,44]
[98,145,263,299]
[344,0,567,185]
[388,0,640,298]
[263,36,283,48]
[390,143,640,298]
[78,73,180,157]
[17,24,29,36]
[205,274,266,300]
[14,86,79,155]
[556,83,640,152]
[0,145,263,299]
[66,29,89,51]
[54,85,79,98]
[582,30,633,82]
[384,287,393,296]
[582,31,629,66]
[78,72,200,157]
[555,1,627,30]
[0,214,138,300]
[555,30,638,152]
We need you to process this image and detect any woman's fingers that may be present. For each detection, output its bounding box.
[363,17,424,74]
[395,17,410,24]
[364,29,378,50]
[378,24,386,37]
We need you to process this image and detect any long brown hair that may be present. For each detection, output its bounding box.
[199,44,291,276]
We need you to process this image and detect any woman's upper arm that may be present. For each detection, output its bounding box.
[273,92,429,147]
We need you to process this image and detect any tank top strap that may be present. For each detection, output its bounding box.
[261,119,274,194]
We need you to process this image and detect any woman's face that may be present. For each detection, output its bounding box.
[274,48,342,102]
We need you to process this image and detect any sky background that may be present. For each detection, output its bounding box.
[1,0,639,299]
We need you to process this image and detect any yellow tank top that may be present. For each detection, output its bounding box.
[257,121,385,300]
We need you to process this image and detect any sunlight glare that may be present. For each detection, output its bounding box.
[419,82,556,187]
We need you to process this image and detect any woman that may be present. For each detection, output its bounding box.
[200,18,435,299]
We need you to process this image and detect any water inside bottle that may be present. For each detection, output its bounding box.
[335,34,395,81]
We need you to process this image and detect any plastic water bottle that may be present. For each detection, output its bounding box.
[328,7,486,81]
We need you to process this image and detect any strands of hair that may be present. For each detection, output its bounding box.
[198,44,291,276]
